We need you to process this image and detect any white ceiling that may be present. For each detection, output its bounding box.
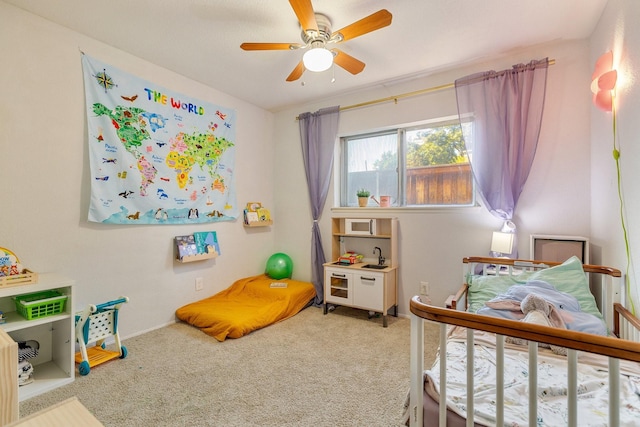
[5,0,607,112]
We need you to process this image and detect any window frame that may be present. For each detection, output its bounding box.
[340,128,401,207]
[338,116,476,209]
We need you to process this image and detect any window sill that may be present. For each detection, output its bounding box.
[331,205,481,215]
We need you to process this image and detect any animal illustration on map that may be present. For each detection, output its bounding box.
[157,189,168,200]
[188,208,199,219]
[207,210,224,218]
[118,190,133,199]
[103,158,117,163]
[154,208,168,221]
[126,211,140,220]
[121,94,138,102]
[95,176,109,181]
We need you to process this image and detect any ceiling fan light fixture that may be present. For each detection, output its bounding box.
[303,45,333,72]
[241,4,393,82]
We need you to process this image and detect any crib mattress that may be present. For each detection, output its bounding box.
[425,327,640,426]
[175,274,316,341]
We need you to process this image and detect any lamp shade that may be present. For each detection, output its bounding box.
[591,51,617,112]
[303,47,333,72]
[491,231,514,255]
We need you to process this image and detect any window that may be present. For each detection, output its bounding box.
[340,118,473,207]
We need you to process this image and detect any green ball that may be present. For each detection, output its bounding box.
[265,253,293,279]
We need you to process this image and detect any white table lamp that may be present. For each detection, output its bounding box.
[491,231,514,257]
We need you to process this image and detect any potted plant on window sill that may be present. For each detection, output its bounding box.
[356,188,370,207]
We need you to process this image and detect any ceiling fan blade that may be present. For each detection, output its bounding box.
[289,0,318,33]
[332,49,365,75]
[286,61,306,82]
[240,42,301,51]
[332,9,392,42]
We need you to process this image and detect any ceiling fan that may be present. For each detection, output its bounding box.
[240,0,392,82]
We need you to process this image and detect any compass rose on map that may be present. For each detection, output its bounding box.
[93,68,117,93]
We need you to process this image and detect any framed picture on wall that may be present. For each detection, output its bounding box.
[530,234,589,264]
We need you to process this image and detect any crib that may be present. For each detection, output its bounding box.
[74,297,129,376]
[407,257,640,427]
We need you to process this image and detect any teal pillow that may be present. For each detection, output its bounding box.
[467,271,531,313]
[524,256,602,320]
[466,256,601,319]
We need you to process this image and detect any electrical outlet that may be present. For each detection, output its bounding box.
[420,281,429,296]
[195,277,204,291]
[419,281,431,303]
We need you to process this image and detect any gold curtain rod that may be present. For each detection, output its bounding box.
[297,58,555,118]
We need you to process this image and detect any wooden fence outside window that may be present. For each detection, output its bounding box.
[406,163,472,205]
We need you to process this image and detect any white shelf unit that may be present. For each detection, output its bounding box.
[0,274,75,401]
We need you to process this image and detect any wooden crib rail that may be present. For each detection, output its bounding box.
[463,256,622,277]
[410,297,640,361]
[614,302,640,341]
[409,297,640,427]
[409,258,631,427]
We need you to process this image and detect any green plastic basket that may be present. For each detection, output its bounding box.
[13,290,68,320]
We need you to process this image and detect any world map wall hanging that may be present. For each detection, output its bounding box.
[82,54,237,225]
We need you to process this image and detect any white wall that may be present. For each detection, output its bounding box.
[590,0,640,308]
[3,0,628,336]
[274,40,594,313]
[0,3,277,338]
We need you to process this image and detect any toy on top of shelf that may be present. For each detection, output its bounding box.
[0,247,38,288]
[0,247,20,274]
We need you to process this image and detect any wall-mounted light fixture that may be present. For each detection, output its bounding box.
[591,50,636,314]
[591,51,617,112]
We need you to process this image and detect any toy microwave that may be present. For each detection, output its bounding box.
[345,218,376,236]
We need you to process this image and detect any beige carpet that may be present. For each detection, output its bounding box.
[19,306,439,426]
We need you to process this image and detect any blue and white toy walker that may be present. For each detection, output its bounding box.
[74,297,129,376]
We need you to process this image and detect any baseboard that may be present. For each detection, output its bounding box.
[121,320,178,341]
[74,320,179,350]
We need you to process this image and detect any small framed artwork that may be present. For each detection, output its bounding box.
[530,234,589,264]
